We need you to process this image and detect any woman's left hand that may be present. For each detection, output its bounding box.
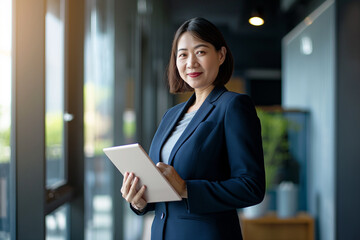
[156,162,188,198]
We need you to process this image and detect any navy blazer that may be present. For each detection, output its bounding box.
[134,86,265,240]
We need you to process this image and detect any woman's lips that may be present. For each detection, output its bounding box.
[187,72,202,78]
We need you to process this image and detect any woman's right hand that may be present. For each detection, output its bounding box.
[121,172,147,212]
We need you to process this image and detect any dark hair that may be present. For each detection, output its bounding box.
[167,17,234,93]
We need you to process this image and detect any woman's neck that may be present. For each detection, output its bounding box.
[187,85,215,113]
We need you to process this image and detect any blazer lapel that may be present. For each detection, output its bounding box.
[156,93,196,163]
[168,86,227,166]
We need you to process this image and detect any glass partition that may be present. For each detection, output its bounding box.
[83,0,170,238]
[84,0,115,238]
[256,108,309,211]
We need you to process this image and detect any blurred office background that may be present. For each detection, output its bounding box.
[0,0,360,239]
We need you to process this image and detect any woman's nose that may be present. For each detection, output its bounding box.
[187,54,198,68]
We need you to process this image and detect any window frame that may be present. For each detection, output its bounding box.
[13,0,85,239]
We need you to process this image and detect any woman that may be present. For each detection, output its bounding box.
[121,17,265,240]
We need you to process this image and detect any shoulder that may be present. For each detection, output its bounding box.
[217,91,255,108]
[216,92,258,121]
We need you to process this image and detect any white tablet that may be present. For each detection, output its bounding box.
[103,143,182,203]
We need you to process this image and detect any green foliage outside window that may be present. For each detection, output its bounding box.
[257,109,298,190]
[0,127,10,163]
[0,105,10,163]
[46,112,63,160]
[84,82,114,156]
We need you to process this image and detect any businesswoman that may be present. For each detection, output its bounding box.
[121,17,265,240]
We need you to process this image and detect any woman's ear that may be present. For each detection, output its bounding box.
[219,46,227,65]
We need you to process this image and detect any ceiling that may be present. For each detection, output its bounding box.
[166,0,316,31]
[165,0,324,74]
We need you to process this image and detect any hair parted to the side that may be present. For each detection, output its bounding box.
[167,17,234,94]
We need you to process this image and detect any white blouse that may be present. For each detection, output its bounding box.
[161,110,197,164]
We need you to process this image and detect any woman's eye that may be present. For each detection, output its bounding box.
[178,53,186,58]
[196,51,205,55]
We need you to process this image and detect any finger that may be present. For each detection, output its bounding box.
[126,176,139,202]
[121,172,129,193]
[138,185,146,197]
[132,185,147,206]
[123,173,134,196]
[157,162,170,168]
[123,172,129,183]
[156,162,168,173]
[158,164,174,177]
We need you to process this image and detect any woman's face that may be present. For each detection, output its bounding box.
[176,32,226,92]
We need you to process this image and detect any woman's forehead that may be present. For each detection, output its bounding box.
[177,32,209,49]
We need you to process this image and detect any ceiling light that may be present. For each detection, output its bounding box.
[249,17,264,26]
[249,7,265,26]
[300,36,313,55]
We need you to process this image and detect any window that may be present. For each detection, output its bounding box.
[45,0,66,188]
[45,0,72,237]
[0,0,13,239]
[46,205,69,240]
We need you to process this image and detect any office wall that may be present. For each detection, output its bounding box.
[336,0,360,239]
[282,2,335,240]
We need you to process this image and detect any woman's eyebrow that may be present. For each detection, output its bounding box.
[194,44,210,49]
[177,44,210,52]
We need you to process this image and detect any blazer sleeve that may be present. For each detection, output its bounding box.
[129,109,171,216]
[185,94,265,214]
[130,202,155,216]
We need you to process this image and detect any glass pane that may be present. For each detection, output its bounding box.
[0,0,12,238]
[84,2,114,239]
[46,205,68,240]
[45,0,66,187]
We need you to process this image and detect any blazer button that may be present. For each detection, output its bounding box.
[160,212,165,219]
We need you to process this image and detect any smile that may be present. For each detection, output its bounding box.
[187,72,202,78]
